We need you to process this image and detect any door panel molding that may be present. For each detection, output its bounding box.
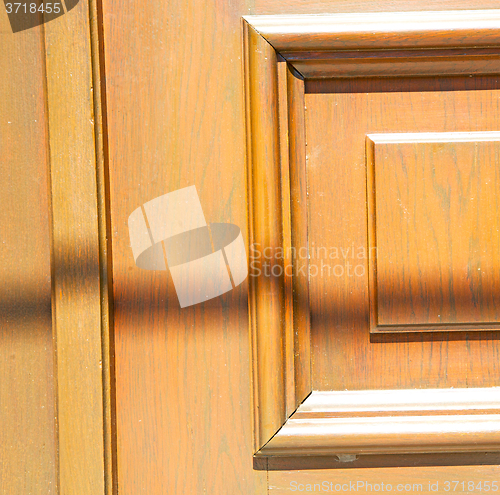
[247,10,500,79]
[246,10,500,52]
[244,22,311,452]
[261,388,500,456]
[243,10,500,457]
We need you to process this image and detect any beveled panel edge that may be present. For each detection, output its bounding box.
[292,55,500,79]
[257,389,500,457]
[277,62,312,419]
[286,65,312,412]
[298,388,500,416]
[366,136,378,334]
[88,0,117,491]
[367,132,500,334]
[277,60,296,419]
[373,323,500,334]
[265,451,500,470]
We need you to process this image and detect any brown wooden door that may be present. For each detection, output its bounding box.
[6,0,500,493]
[101,2,500,493]
[6,1,500,494]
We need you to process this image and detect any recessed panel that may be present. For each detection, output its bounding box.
[367,132,500,332]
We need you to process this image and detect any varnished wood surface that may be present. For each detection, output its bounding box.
[286,66,312,412]
[245,23,312,450]
[266,452,500,470]
[296,388,500,417]
[88,0,117,489]
[5,0,500,492]
[278,60,297,419]
[0,16,56,494]
[263,414,500,455]
[291,52,500,79]
[99,1,500,492]
[307,88,500,391]
[101,0,266,493]
[245,12,500,462]
[306,75,500,94]
[247,11,500,81]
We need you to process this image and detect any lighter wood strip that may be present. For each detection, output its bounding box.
[259,389,500,456]
[245,10,500,52]
[244,21,286,452]
[43,3,106,493]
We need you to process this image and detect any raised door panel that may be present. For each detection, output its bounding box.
[368,133,500,333]
[307,89,500,391]
[245,11,500,460]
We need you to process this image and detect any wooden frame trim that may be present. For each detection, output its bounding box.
[260,388,500,456]
[246,10,500,79]
[244,11,500,457]
[43,0,114,492]
[244,21,312,452]
[246,10,500,52]
[88,0,117,491]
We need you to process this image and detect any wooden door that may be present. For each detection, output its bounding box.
[102,2,500,494]
[7,1,500,495]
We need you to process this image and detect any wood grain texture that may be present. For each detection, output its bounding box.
[267,452,500,470]
[98,1,500,491]
[367,132,500,333]
[245,11,500,461]
[278,60,296,419]
[43,1,106,493]
[306,74,500,94]
[6,0,500,491]
[307,89,500,391]
[101,0,266,492]
[262,415,500,456]
[295,388,500,417]
[0,14,56,494]
[246,11,500,80]
[259,388,500,456]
